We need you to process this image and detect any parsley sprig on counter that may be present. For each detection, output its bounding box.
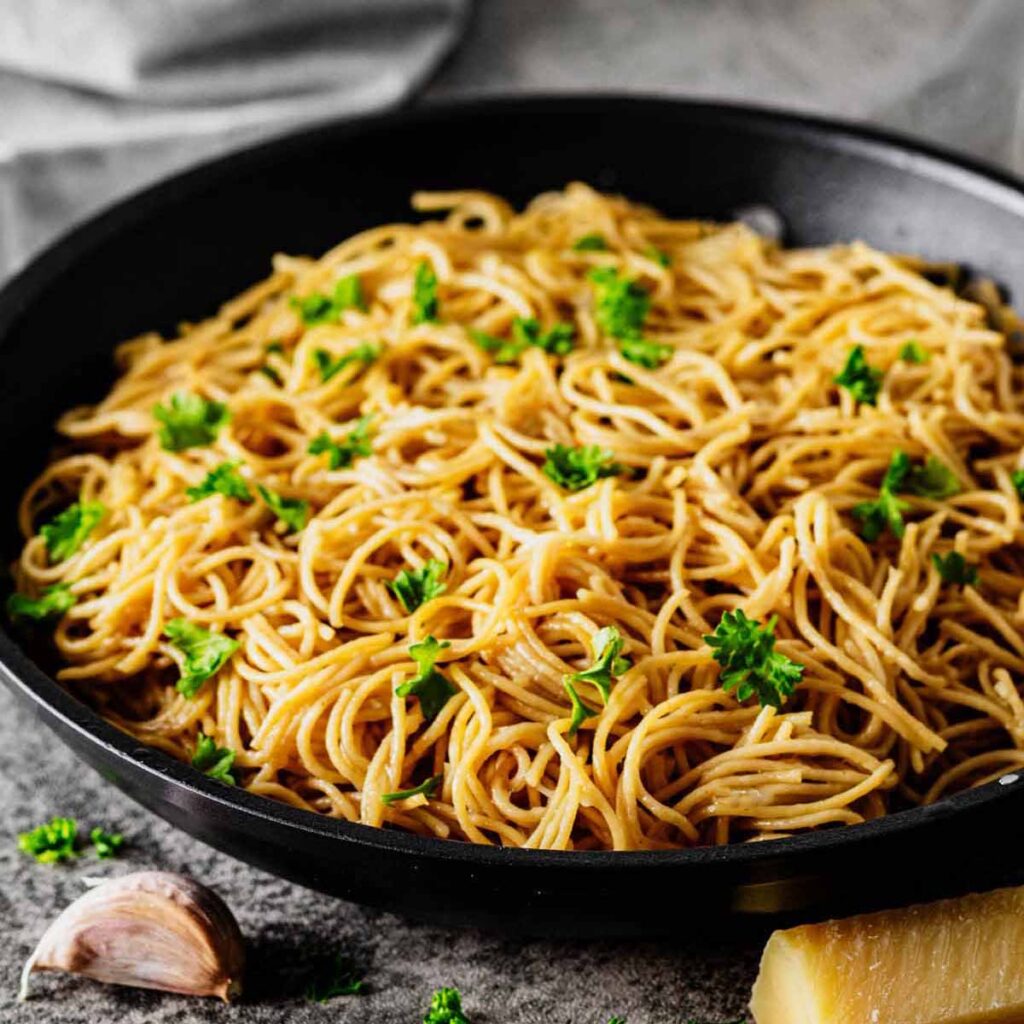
[388,559,447,613]
[89,826,125,860]
[424,987,470,1024]
[292,274,367,325]
[163,619,239,698]
[543,444,622,492]
[7,583,76,622]
[395,636,457,722]
[308,415,374,470]
[834,345,882,406]
[306,955,366,1002]
[191,732,237,784]
[153,392,230,452]
[704,609,803,710]
[186,461,253,503]
[18,817,124,863]
[40,501,106,562]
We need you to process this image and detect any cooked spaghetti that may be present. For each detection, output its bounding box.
[10,184,1024,851]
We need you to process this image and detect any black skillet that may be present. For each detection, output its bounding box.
[2,96,1024,937]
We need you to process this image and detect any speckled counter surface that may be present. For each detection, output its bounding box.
[0,686,760,1023]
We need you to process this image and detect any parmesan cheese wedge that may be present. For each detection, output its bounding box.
[750,884,1024,1024]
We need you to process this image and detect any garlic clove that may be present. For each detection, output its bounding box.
[20,870,245,1002]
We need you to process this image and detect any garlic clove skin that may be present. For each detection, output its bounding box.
[21,870,245,1002]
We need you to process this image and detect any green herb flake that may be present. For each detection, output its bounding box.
[191,732,237,784]
[258,364,283,386]
[153,392,230,452]
[565,626,630,704]
[411,260,439,324]
[381,773,442,805]
[619,335,673,369]
[18,817,78,864]
[470,318,575,364]
[903,455,961,499]
[834,345,883,406]
[542,444,623,492]
[257,484,309,533]
[307,415,374,470]
[424,986,470,1024]
[395,635,457,722]
[932,551,979,586]
[388,559,448,613]
[312,342,380,384]
[572,233,608,252]
[7,583,76,622]
[40,501,106,563]
[563,679,599,737]
[163,619,240,698]
[186,461,253,503]
[1012,470,1024,499]
[899,340,930,364]
[645,245,671,267]
[305,955,366,1003]
[589,267,651,341]
[291,274,367,326]
[89,826,125,859]
[704,609,803,710]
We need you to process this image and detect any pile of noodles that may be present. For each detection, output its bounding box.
[12,183,1024,851]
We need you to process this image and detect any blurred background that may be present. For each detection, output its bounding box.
[2,0,1023,280]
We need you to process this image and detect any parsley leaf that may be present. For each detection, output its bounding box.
[609,1018,627,1024]
[388,559,448,613]
[899,340,930,363]
[563,679,599,737]
[306,955,366,1002]
[411,260,439,324]
[40,501,106,563]
[589,267,651,340]
[257,484,309,532]
[163,619,239,698]
[424,986,470,1024]
[542,444,623,491]
[18,817,78,864]
[307,415,374,470]
[573,233,608,252]
[470,318,575,363]
[191,731,237,784]
[645,245,671,267]
[704,609,803,710]
[259,364,283,386]
[291,274,367,325]
[381,773,442,805]
[153,392,230,452]
[834,345,883,406]
[932,551,978,586]
[312,342,380,383]
[619,335,673,369]
[89,826,124,859]
[1012,470,1024,499]
[7,583,76,622]
[903,455,961,499]
[565,626,630,704]
[395,636,457,722]
[186,461,253,503]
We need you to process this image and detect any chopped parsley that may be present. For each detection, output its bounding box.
[7,583,76,622]
[411,260,439,324]
[573,233,608,252]
[306,955,366,1002]
[257,485,309,532]
[312,342,380,383]
[259,364,283,386]
[153,392,230,452]
[704,609,803,710]
[899,340,930,364]
[381,774,442,805]
[589,267,651,341]
[89,826,125,859]
[542,444,622,491]
[191,732,237,784]
[1012,470,1024,499]
[618,335,673,369]
[163,619,239,698]
[470,318,575,363]
[291,274,367,325]
[186,461,253,503]
[395,636,457,722]
[565,626,630,704]
[424,986,470,1024]
[834,345,883,406]
[308,415,374,469]
[932,551,978,586]
[903,455,961,499]
[563,679,598,737]
[40,501,106,563]
[645,245,671,267]
[18,816,78,864]
[388,559,447,613]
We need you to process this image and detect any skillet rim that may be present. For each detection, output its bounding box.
[2,92,1024,873]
